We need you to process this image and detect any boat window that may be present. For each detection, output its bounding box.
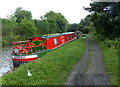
[54,38,58,45]
[66,35,69,40]
[70,34,73,39]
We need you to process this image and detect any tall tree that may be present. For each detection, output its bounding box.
[2,16,17,37]
[34,19,49,35]
[20,18,37,38]
[78,15,94,34]
[85,2,120,39]
[44,11,68,33]
[55,13,68,33]
[14,7,32,24]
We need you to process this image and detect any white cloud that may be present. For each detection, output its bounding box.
[0,0,91,23]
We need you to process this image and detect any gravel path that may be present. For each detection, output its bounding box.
[0,47,13,77]
[65,35,111,85]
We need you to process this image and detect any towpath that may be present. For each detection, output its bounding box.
[65,35,111,85]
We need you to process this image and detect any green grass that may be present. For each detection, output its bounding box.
[2,38,85,85]
[101,44,118,85]
[95,38,118,85]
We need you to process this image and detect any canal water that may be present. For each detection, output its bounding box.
[0,47,13,77]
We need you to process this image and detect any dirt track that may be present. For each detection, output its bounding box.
[65,35,111,85]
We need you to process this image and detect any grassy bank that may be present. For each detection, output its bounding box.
[94,37,118,85]
[2,38,85,85]
[100,43,118,85]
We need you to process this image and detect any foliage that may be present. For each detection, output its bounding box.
[2,8,69,46]
[2,7,35,46]
[102,38,119,49]
[34,19,49,35]
[20,18,37,38]
[2,16,37,46]
[85,2,120,40]
[14,7,32,24]
[67,23,79,32]
[2,17,18,46]
[2,38,85,85]
[34,11,68,34]
[2,17,17,37]
[44,11,68,33]
[78,15,95,34]
[95,37,118,85]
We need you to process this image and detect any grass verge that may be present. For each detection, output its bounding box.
[2,38,85,85]
[95,38,118,85]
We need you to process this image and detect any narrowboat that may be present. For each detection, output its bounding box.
[12,32,77,66]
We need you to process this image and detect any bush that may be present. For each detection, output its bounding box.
[2,35,20,46]
[103,38,119,49]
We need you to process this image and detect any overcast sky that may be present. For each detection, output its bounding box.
[0,0,92,24]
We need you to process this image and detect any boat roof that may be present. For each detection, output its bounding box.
[42,32,75,39]
[33,32,75,39]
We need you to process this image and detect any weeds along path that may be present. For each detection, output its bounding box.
[65,35,111,85]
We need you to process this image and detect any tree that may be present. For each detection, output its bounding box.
[34,19,49,35]
[2,16,17,37]
[20,18,37,38]
[67,23,79,32]
[2,16,19,45]
[55,13,68,33]
[14,7,32,24]
[78,15,94,34]
[85,2,120,39]
[44,11,68,33]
